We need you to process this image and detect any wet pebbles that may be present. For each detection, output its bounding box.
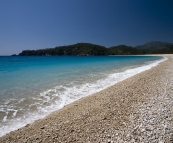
[0,55,172,143]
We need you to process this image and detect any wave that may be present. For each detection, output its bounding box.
[0,56,166,137]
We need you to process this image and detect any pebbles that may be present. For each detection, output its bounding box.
[0,55,173,143]
[121,55,173,143]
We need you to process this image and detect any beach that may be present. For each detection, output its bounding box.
[0,55,172,142]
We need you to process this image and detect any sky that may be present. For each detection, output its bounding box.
[0,0,173,55]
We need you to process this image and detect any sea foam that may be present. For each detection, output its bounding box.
[0,56,166,137]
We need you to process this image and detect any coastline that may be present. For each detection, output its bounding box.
[0,54,172,142]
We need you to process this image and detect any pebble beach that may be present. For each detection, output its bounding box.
[0,55,172,143]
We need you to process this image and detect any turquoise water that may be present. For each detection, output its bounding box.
[0,56,164,136]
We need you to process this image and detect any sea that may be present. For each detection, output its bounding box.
[0,55,165,137]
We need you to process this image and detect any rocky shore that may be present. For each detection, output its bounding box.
[0,55,172,143]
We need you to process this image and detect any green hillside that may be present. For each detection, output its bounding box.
[18,41,173,56]
[108,45,142,55]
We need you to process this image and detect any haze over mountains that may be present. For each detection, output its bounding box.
[135,41,173,54]
[17,41,173,56]
[135,41,173,50]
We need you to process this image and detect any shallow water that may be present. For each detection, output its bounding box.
[0,55,164,136]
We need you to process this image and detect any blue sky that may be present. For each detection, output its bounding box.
[0,0,173,55]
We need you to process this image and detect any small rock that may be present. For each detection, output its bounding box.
[146,125,154,131]
[40,127,45,129]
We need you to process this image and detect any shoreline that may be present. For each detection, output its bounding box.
[0,54,172,142]
[0,55,164,137]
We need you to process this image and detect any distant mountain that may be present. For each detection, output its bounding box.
[149,45,173,54]
[18,43,142,56]
[135,41,173,50]
[18,41,173,56]
[19,43,107,56]
[108,45,142,55]
[135,41,173,54]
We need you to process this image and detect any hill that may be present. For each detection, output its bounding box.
[150,45,173,54]
[135,41,173,54]
[18,43,141,56]
[19,43,107,56]
[108,45,142,55]
[135,41,172,50]
[18,41,173,56]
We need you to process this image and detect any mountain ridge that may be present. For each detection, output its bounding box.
[135,41,173,50]
[17,41,173,56]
